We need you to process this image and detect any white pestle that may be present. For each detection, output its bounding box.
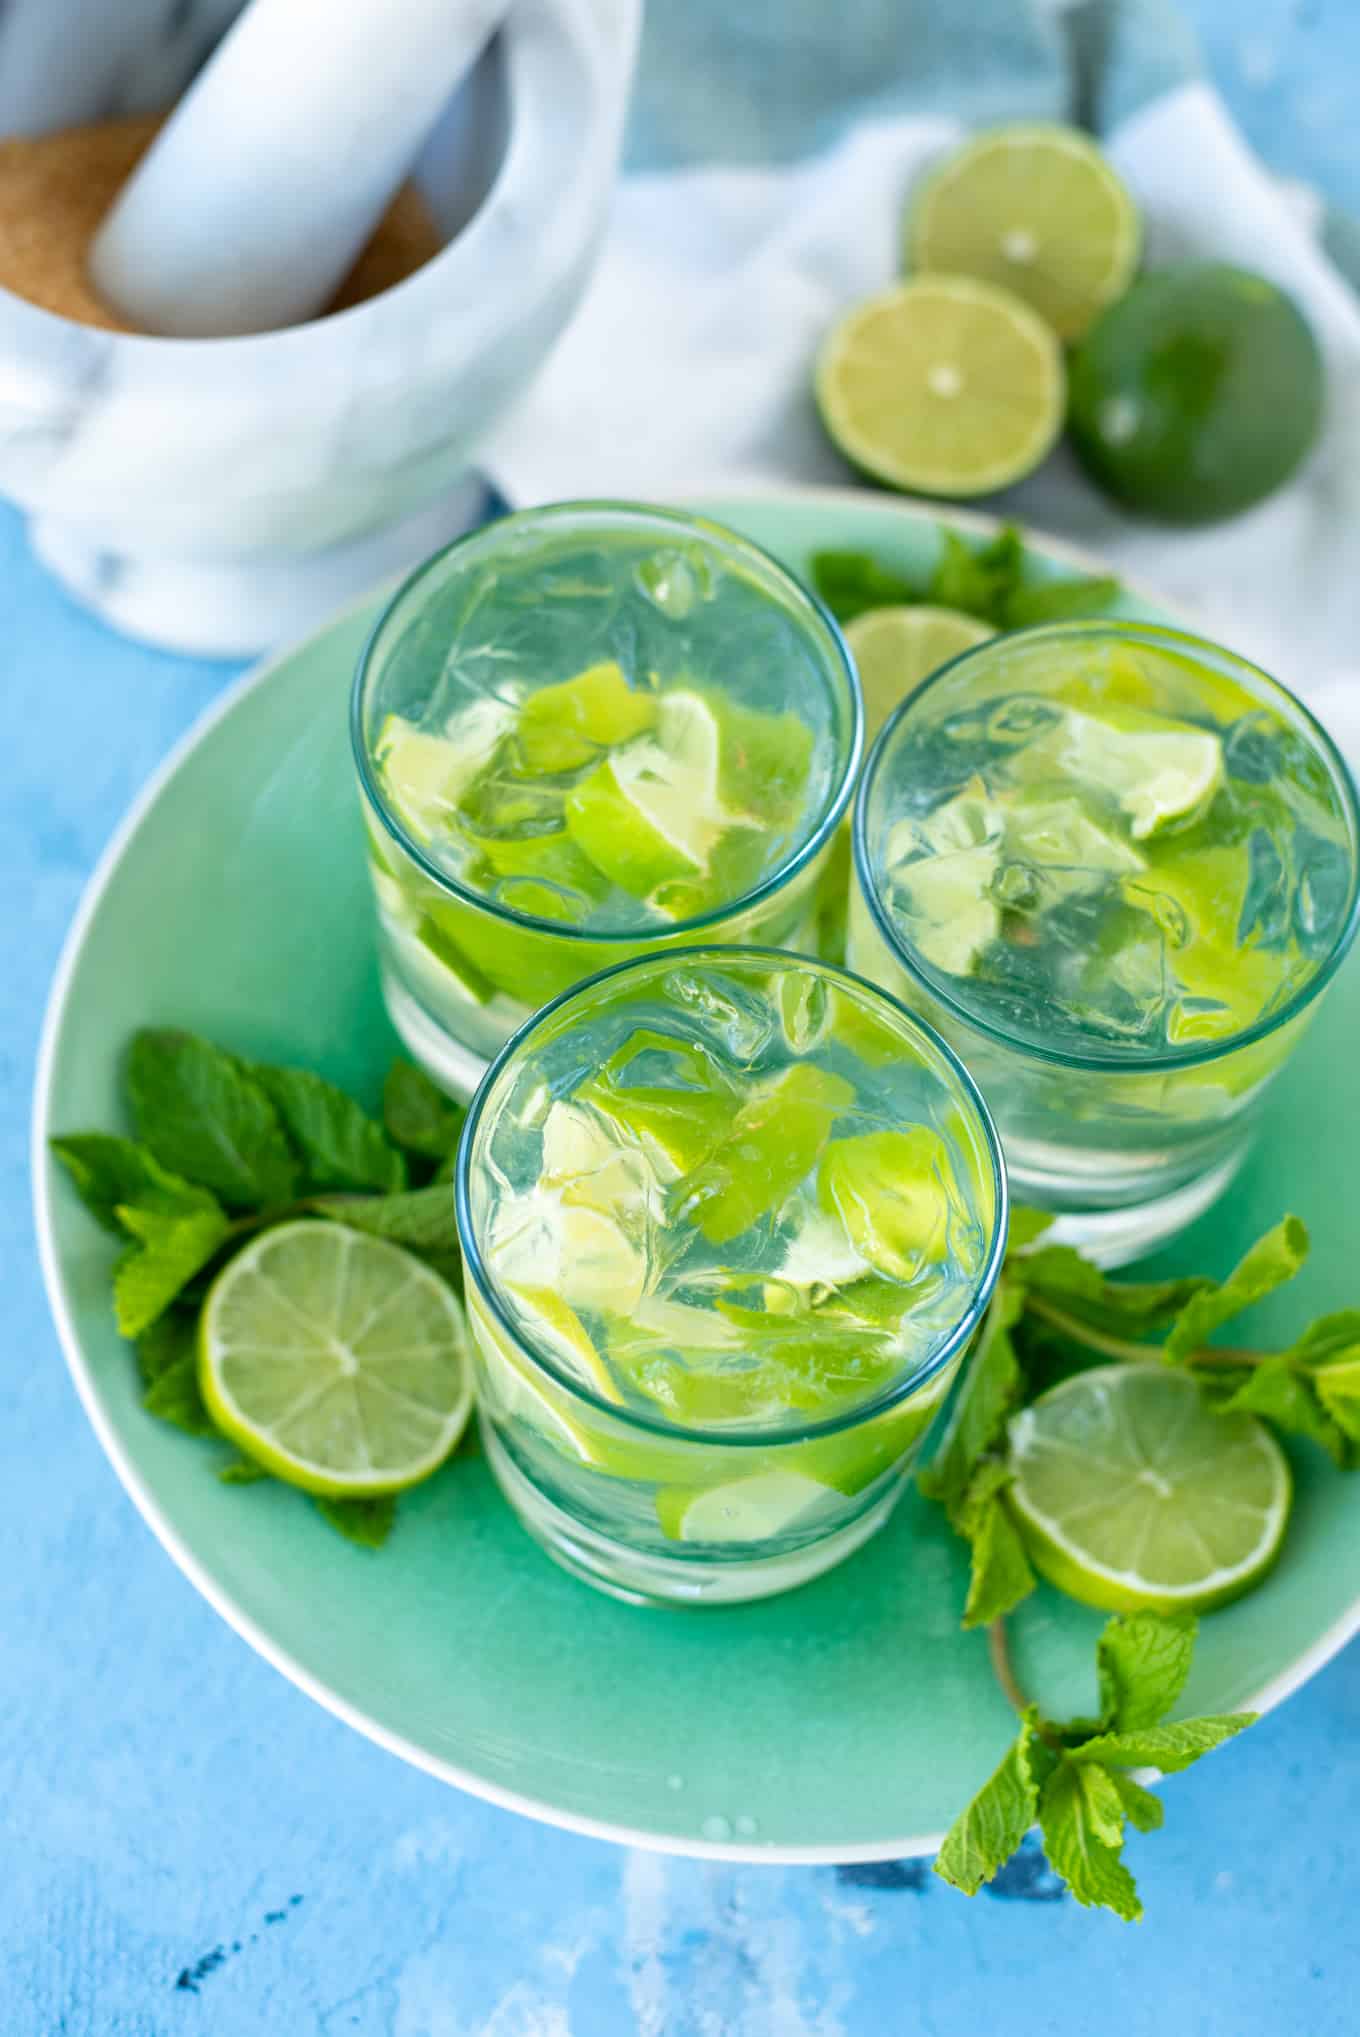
[90,0,514,338]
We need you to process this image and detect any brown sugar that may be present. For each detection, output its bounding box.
[0,114,445,334]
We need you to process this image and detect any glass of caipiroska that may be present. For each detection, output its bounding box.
[455,946,1006,1606]
[353,503,862,1094]
[851,621,1360,1262]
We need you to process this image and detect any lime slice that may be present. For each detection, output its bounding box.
[672,1061,854,1245]
[1068,264,1324,524]
[502,1285,622,1404]
[565,691,728,900]
[817,1127,966,1280]
[656,1469,838,1544]
[816,277,1064,497]
[476,828,610,904]
[1007,1365,1291,1613]
[908,122,1140,341]
[375,703,514,841]
[198,1221,472,1497]
[516,661,657,773]
[489,1187,648,1315]
[711,696,815,824]
[1038,706,1224,839]
[846,605,994,740]
[579,1080,734,1181]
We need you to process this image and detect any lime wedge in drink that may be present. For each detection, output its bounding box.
[1122,847,1291,1042]
[199,1221,472,1497]
[516,661,658,773]
[817,1127,967,1280]
[1007,1365,1291,1613]
[375,702,515,840]
[490,1187,648,1315]
[565,691,730,899]
[655,1470,839,1544]
[1031,705,1224,839]
[886,780,1004,975]
[816,277,1065,497]
[671,1061,854,1244]
[907,122,1140,341]
[846,605,995,741]
[711,696,815,824]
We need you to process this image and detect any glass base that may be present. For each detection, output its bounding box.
[380,964,496,1102]
[1014,1145,1249,1267]
[482,1419,906,1608]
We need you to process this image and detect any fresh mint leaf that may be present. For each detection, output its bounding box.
[315,1493,397,1549]
[1037,1760,1142,1921]
[1108,1772,1164,1834]
[927,528,1015,620]
[1072,1715,1255,1773]
[49,1134,214,1236]
[1311,1355,1360,1443]
[1210,1358,1348,1466]
[1001,576,1122,628]
[383,1059,468,1163]
[1020,1247,1212,1334]
[114,1203,232,1338]
[959,1466,1035,1628]
[314,1185,461,1258]
[136,1312,215,1435]
[1006,1206,1056,1252]
[1288,1311,1360,1367]
[251,1064,405,1195]
[918,1289,1025,1518]
[126,1030,298,1207]
[1164,1217,1309,1364]
[809,549,916,625]
[1096,1611,1196,1732]
[219,1454,269,1485]
[1012,1245,1106,1304]
[934,1715,1044,1896]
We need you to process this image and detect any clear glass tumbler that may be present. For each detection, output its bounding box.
[456,945,1006,1606]
[353,502,862,1096]
[851,621,1360,1262]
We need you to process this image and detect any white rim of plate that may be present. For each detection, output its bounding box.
[31,482,1360,1865]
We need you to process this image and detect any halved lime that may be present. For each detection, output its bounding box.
[672,1061,854,1244]
[816,277,1065,497]
[565,691,728,899]
[516,661,657,773]
[199,1221,472,1497]
[1007,1365,1291,1613]
[908,123,1140,341]
[846,606,994,740]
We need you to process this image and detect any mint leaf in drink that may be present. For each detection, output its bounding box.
[114,1202,233,1339]
[1002,575,1122,628]
[49,1134,212,1236]
[1038,1761,1142,1920]
[126,1029,298,1207]
[1164,1217,1309,1364]
[918,1288,1025,1518]
[315,1493,397,1549]
[383,1059,468,1165]
[135,1311,215,1435]
[251,1064,406,1195]
[314,1184,461,1257]
[934,1714,1046,1896]
[809,548,916,624]
[1071,1715,1255,1772]
[1107,1771,1164,1833]
[1207,1357,1349,1466]
[1096,1610,1196,1731]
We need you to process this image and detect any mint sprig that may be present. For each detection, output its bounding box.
[51,1030,470,1547]
[937,1613,1254,1920]
[809,526,1121,632]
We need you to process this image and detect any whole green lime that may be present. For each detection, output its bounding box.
[1067,264,1324,524]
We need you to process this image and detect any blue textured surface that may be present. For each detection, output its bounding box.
[9,7,1360,2027]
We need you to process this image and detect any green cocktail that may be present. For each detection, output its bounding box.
[852,621,1360,1261]
[456,947,1005,1605]
[353,504,861,1093]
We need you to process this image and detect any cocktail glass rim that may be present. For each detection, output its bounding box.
[852,618,1360,1075]
[352,500,864,945]
[454,942,1009,1448]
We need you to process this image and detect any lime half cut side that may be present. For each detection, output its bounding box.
[1007,1365,1291,1614]
[817,277,1065,497]
[846,606,994,741]
[199,1221,473,1497]
[908,122,1140,341]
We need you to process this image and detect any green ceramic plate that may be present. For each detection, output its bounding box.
[33,488,1360,1863]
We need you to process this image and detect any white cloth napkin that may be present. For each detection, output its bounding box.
[484,81,1360,765]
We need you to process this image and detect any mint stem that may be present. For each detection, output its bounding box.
[1024,1294,1267,1372]
[987,1618,1031,1716]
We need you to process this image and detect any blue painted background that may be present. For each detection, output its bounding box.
[9,5,1360,2029]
